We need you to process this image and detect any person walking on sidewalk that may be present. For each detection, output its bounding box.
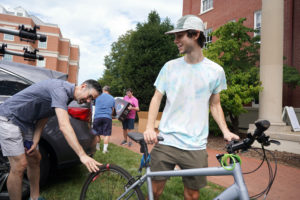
[92,86,115,153]
[121,88,139,147]
[143,15,240,200]
[0,79,102,200]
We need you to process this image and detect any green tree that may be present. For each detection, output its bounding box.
[99,31,133,96]
[119,11,178,110]
[204,18,262,134]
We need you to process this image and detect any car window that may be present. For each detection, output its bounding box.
[0,69,30,96]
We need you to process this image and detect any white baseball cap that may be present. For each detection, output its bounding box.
[165,15,204,34]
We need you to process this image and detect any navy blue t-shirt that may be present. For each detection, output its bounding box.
[0,79,75,135]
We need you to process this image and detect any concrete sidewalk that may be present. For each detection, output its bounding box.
[108,126,300,199]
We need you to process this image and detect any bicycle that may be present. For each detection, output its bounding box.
[80,120,279,200]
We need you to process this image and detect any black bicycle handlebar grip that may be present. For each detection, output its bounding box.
[253,120,270,137]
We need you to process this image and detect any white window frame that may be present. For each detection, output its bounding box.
[204,28,212,48]
[201,0,214,14]
[4,34,14,41]
[38,40,47,49]
[2,54,13,61]
[37,58,46,67]
[254,10,261,36]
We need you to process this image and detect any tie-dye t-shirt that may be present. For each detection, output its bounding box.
[154,57,227,150]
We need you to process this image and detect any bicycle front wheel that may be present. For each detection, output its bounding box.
[80,164,144,200]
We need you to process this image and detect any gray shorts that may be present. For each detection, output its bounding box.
[0,116,30,156]
[150,144,208,190]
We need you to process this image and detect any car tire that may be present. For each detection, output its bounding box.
[39,144,51,187]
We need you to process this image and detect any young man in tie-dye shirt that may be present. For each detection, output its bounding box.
[144,15,240,200]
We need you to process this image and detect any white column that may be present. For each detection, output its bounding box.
[259,0,284,125]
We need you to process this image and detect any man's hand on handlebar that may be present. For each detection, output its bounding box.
[223,130,240,142]
[144,128,158,144]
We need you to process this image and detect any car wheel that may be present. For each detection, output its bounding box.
[39,144,51,187]
[0,152,30,200]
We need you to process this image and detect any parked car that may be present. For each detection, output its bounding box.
[0,60,96,199]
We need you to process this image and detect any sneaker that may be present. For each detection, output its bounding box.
[120,140,127,145]
[102,150,109,154]
[128,142,132,147]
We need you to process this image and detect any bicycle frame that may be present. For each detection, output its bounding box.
[118,163,249,200]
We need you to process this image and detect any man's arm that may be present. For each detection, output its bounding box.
[55,108,101,172]
[143,90,163,144]
[128,99,140,112]
[26,118,48,154]
[209,93,239,141]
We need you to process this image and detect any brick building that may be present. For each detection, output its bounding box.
[183,0,300,107]
[0,5,79,84]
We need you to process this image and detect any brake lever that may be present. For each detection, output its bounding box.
[270,140,281,145]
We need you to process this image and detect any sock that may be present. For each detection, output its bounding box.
[103,144,108,151]
[96,143,100,150]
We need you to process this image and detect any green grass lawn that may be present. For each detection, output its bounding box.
[40,143,224,200]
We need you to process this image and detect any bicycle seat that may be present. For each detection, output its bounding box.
[128,132,144,143]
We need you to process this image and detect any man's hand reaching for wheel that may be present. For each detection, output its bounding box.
[80,154,102,172]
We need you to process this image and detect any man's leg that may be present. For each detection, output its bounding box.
[7,154,28,200]
[183,186,199,200]
[127,129,133,147]
[121,119,128,145]
[121,128,128,145]
[127,119,135,147]
[96,135,101,150]
[149,180,167,200]
[181,149,207,200]
[26,149,42,200]
[102,118,112,152]
[103,136,110,152]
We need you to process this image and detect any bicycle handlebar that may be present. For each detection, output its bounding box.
[0,25,47,42]
[226,120,279,154]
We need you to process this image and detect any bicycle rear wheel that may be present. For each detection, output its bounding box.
[80,164,144,200]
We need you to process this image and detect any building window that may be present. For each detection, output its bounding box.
[16,12,23,17]
[4,34,14,41]
[201,0,213,13]
[204,28,212,48]
[2,54,13,61]
[37,59,46,67]
[254,10,261,36]
[38,40,47,49]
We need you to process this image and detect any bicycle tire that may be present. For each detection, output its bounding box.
[80,164,144,200]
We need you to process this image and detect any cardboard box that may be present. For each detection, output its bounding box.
[114,98,131,122]
[138,111,162,133]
